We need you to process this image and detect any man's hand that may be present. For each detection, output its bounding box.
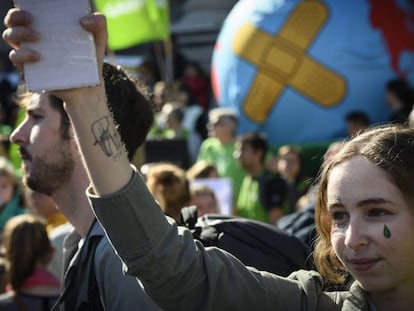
[3,8,41,71]
[2,8,108,103]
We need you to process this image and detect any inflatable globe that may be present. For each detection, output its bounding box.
[211,0,414,145]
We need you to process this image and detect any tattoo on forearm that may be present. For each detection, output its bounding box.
[91,116,123,159]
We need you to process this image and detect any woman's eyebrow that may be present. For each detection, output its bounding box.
[356,198,395,207]
[327,197,396,210]
[327,197,343,210]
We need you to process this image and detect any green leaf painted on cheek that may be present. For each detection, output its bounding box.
[383,224,391,239]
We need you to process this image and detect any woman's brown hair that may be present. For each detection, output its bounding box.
[146,163,190,222]
[2,214,51,291]
[314,124,414,284]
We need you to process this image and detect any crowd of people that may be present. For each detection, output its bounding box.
[0,6,414,311]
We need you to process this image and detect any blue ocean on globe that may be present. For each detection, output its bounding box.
[211,0,414,145]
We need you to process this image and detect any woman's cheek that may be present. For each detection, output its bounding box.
[330,230,346,255]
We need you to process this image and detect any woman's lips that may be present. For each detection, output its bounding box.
[348,258,381,272]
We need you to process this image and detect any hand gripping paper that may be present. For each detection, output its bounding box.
[14,0,100,92]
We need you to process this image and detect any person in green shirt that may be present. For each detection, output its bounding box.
[235,132,286,224]
[197,107,245,204]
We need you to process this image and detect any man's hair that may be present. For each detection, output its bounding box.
[46,62,154,161]
[238,132,268,163]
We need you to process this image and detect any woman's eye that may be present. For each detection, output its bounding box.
[332,211,348,221]
[331,211,349,228]
[368,208,388,217]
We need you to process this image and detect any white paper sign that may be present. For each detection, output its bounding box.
[190,178,233,216]
[14,0,100,92]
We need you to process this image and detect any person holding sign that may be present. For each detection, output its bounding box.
[3,7,161,311]
[4,8,414,311]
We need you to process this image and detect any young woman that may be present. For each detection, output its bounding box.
[0,214,60,310]
[274,145,310,215]
[5,10,414,310]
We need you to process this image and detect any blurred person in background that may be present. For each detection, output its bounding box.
[146,162,191,224]
[197,107,245,202]
[0,157,26,237]
[186,160,219,180]
[235,132,286,224]
[0,214,60,310]
[24,189,69,282]
[25,190,66,234]
[344,110,370,138]
[171,81,208,141]
[189,184,220,217]
[158,102,202,164]
[276,145,311,215]
[386,78,414,124]
[180,61,210,111]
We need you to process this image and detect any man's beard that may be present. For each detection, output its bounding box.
[23,149,74,196]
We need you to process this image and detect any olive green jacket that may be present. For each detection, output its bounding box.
[88,169,372,311]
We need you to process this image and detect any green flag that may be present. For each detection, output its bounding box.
[94,0,170,50]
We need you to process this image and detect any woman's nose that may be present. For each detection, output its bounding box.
[344,219,369,252]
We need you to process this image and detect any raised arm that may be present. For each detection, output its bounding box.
[3,9,132,196]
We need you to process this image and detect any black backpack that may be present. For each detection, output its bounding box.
[277,203,317,252]
[180,207,312,277]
